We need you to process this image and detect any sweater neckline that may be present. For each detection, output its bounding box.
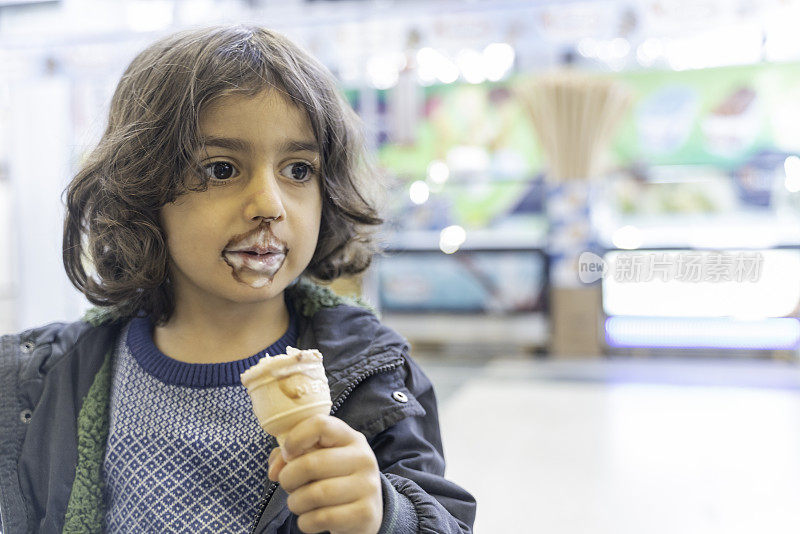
[125,309,298,388]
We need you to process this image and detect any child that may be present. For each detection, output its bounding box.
[0,25,475,534]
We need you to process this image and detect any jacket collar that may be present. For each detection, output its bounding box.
[80,278,378,327]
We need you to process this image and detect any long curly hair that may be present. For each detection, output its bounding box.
[63,25,383,325]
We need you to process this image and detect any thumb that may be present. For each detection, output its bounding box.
[267,447,287,482]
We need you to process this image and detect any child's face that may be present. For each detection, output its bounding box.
[160,89,322,311]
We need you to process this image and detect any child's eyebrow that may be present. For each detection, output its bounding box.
[199,136,320,155]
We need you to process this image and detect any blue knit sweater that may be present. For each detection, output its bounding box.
[102,312,298,533]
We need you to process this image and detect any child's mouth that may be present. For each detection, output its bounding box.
[223,250,286,274]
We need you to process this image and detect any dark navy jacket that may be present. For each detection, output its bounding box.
[0,283,476,533]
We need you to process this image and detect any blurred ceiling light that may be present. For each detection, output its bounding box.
[612,225,643,250]
[577,37,630,68]
[126,0,173,32]
[409,180,430,205]
[416,47,458,85]
[605,38,630,60]
[426,160,450,185]
[416,47,441,84]
[437,63,459,84]
[366,53,405,90]
[636,38,664,67]
[439,225,466,254]
[455,49,486,84]
[483,43,515,82]
[784,156,800,193]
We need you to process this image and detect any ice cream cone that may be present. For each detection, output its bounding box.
[240,346,332,447]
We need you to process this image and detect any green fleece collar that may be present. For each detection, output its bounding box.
[64,279,372,533]
[81,278,376,327]
[61,347,113,533]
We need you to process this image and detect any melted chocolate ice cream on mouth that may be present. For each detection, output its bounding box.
[222,223,289,288]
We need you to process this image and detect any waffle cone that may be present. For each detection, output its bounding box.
[240,346,332,446]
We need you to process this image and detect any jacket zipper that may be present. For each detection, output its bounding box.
[247,434,278,534]
[0,481,6,534]
[248,358,404,534]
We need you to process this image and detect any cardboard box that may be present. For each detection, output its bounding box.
[549,285,603,357]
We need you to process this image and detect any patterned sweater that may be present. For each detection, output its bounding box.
[102,312,298,533]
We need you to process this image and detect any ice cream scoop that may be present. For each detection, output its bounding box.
[240,346,332,447]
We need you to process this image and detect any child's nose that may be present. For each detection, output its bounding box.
[243,172,286,222]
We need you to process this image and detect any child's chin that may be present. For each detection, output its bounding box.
[229,270,288,293]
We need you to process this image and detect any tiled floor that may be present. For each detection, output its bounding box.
[416,355,800,533]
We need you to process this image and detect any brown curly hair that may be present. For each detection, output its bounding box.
[63,25,383,325]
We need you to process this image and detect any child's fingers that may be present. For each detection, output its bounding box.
[278,445,375,493]
[268,447,287,481]
[285,475,363,516]
[281,414,358,461]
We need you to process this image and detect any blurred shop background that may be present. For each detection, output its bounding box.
[4,0,800,532]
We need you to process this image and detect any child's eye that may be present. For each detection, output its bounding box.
[280,162,315,182]
[203,161,239,182]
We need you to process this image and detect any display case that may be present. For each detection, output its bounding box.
[594,165,800,357]
[365,229,549,353]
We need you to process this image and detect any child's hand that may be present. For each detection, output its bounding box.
[267,414,383,534]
